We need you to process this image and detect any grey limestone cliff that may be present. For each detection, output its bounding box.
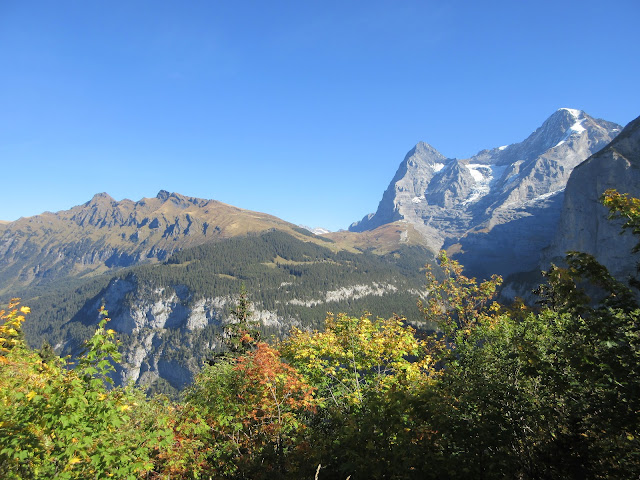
[543,114,640,281]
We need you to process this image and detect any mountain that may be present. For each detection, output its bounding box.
[4,108,632,393]
[298,225,332,235]
[543,114,640,280]
[350,109,621,278]
[0,190,335,296]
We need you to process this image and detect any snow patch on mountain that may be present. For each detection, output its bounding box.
[463,164,508,205]
[559,107,582,117]
[467,164,490,183]
[555,109,587,147]
[524,188,565,206]
[298,225,331,235]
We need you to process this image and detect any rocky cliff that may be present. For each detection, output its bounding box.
[71,275,289,390]
[543,114,640,280]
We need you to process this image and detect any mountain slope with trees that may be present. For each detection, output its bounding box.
[0,190,346,296]
[20,229,435,392]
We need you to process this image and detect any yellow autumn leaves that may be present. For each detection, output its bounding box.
[0,299,30,355]
[280,313,435,407]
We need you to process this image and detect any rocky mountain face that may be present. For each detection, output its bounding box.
[75,272,415,390]
[350,109,621,278]
[0,190,315,295]
[543,114,640,280]
[71,277,239,390]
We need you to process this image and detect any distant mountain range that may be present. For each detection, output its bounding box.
[0,190,311,295]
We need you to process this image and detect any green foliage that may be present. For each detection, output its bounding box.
[0,303,175,479]
[222,283,261,357]
[411,190,640,478]
[535,250,638,315]
[602,188,640,252]
[420,250,503,336]
[282,313,432,408]
[280,314,436,478]
[427,296,640,478]
[0,299,29,353]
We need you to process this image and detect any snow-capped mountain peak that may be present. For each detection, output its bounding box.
[349,108,622,278]
[298,225,331,235]
[558,107,583,118]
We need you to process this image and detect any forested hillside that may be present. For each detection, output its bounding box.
[19,230,435,392]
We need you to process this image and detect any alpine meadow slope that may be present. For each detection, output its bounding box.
[0,190,309,295]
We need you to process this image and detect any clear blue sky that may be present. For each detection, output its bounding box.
[1,1,639,231]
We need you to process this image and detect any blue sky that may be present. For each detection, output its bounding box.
[1,1,639,231]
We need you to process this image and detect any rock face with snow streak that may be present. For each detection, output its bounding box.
[350,109,621,278]
[543,114,640,280]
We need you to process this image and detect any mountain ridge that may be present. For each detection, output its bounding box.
[0,189,431,298]
[0,190,334,296]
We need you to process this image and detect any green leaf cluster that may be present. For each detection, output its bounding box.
[0,306,174,479]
